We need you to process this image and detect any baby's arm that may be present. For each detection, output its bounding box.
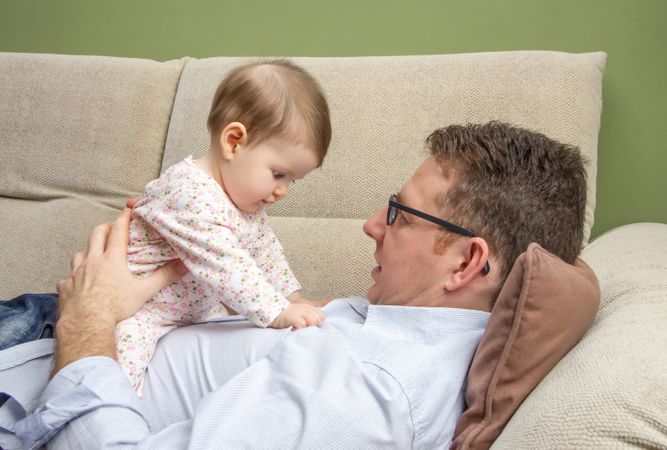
[251,216,303,299]
[134,180,292,327]
[154,215,289,326]
[250,216,330,327]
[252,215,332,306]
[269,302,325,330]
[288,291,335,308]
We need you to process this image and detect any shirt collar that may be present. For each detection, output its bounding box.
[354,299,490,342]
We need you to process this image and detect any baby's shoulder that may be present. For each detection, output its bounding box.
[148,159,216,195]
[161,158,208,186]
[137,158,229,214]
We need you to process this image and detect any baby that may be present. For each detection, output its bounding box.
[117,60,332,393]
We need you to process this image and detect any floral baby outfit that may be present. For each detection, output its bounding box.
[117,156,300,392]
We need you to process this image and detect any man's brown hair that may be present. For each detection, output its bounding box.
[427,121,587,281]
[207,59,331,166]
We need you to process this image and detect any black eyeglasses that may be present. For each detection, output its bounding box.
[387,194,490,275]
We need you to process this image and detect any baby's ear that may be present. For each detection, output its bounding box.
[220,122,248,160]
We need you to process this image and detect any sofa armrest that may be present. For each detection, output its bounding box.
[491,222,667,448]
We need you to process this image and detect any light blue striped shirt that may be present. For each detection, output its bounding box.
[1,297,489,449]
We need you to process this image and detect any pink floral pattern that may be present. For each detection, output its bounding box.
[116,156,300,392]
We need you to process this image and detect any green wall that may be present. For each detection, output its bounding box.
[1,0,665,238]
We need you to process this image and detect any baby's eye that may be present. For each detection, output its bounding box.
[273,171,286,179]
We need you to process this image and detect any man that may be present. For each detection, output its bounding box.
[0,122,586,449]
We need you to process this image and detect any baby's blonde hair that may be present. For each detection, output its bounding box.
[207,59,332,166]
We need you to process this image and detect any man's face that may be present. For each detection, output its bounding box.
[363,157,459,306]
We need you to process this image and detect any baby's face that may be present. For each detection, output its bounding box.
[222,136,319,213]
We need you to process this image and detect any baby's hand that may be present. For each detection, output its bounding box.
[288,291,336,308]
[269,303,325,330]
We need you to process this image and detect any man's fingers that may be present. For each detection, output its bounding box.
[134,259,188,301]
[126,197,140,209]
[157,259,188,286]
[70,251,85,274]
[87,223,112,256]
[57,277,73,297]
[106,208,132,258]
[56,279,66,295]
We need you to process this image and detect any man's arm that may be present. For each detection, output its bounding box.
[53,208,187,375]
[19,330,415,449]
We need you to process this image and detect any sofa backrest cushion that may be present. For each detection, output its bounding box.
[451,243,600,449]
[489,223,667,448]
[162,52,605,300]
[0,52,183,297]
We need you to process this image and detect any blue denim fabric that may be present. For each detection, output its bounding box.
[0,293,58,352]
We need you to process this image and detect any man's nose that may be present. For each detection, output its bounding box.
[363,207,386,241]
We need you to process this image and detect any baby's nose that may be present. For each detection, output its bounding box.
[274,184,287,199]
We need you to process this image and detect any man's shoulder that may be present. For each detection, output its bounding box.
[317,296,369,323]
[324,296,369,312]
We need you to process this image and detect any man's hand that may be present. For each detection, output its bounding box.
[126,196,140,209]
[53,208,187,375]
[269,303,326,330]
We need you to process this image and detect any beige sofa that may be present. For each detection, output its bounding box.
[1,51,665,448]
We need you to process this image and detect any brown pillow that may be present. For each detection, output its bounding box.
[451,243,600,450]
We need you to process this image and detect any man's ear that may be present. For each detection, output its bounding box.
[443,237,490,292]
[218,122,248,161]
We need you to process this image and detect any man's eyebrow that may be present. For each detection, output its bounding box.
[393,192,412,221]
